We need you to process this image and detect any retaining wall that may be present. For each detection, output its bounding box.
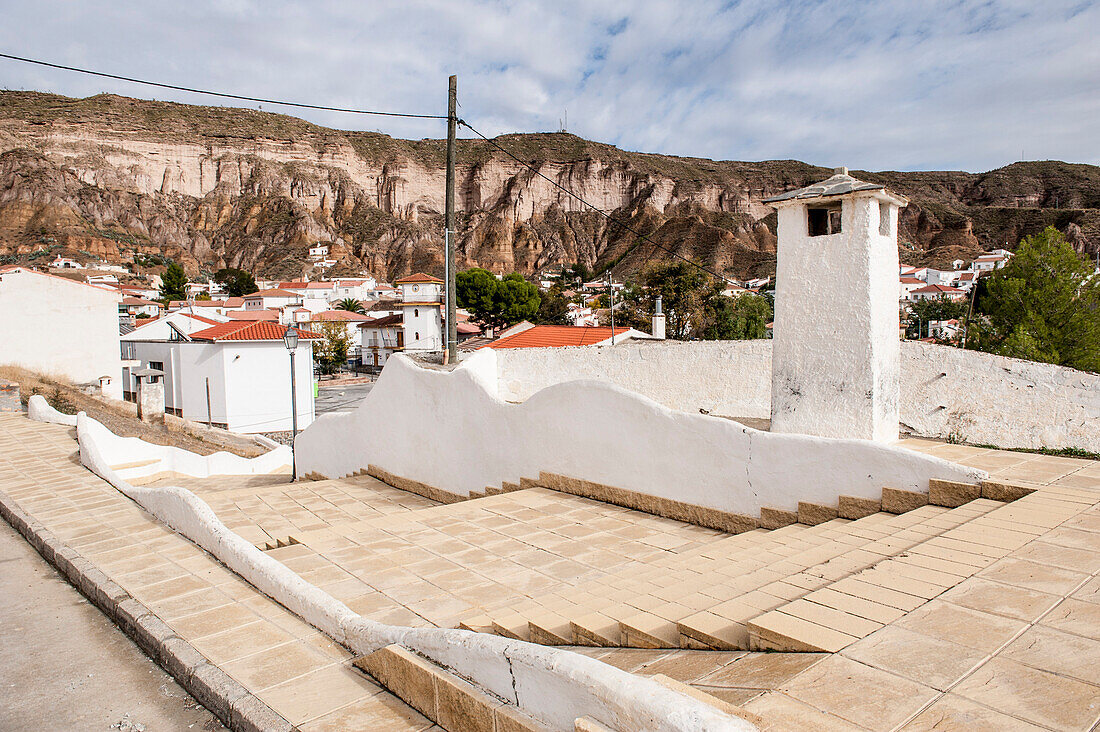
[495,341,1100,453]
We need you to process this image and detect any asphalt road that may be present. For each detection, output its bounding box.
[315,382,375,415]
[0,519,224,731]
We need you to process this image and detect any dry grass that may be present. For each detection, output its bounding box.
[0,364,260,457]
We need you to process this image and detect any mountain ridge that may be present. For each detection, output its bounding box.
[1,91,1096,282]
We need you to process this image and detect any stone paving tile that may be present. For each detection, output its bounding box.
[891,599,1027,652]
[840,624,986,691]
[779,655,940,730]
[899,694,1050,731]
[953,657,1100,731]
[743,692,870,731]
[999,625,1100,685]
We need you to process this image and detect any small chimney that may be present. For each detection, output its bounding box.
[651,296,666,340]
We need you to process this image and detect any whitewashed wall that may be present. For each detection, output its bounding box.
[0,268,122,398]
[495,341,1100,453]
[296,352,982,516]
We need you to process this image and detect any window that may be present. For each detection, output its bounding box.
[879,202,891,236]
[148,361,164,371]
[808,203,842,236]
[414,308,419,317]
[415,332,420,340]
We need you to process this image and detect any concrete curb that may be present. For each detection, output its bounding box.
[0,488,297,732]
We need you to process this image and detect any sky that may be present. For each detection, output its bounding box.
[0,0,1097,172]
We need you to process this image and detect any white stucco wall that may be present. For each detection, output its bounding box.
[494,340,1100,453]
[0,268,122,398]
[296,352,982,516]
[770,195,900,442]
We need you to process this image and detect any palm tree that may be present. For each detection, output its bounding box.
[335,298,365,313]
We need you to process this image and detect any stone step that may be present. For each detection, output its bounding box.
[678,499,1002,650]
[744,496,1032,652]
[475,498,1000,652]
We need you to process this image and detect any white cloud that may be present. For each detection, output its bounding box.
[0,0,1095,171]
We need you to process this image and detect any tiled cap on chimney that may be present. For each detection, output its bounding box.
[764,167,907,205]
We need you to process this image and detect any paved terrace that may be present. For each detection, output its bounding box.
[3,412,1099,730]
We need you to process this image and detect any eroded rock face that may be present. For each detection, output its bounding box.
[1,92,1098,279]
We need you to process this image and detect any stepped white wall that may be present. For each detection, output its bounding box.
[295,352,983,515]
[494,341,1100,453]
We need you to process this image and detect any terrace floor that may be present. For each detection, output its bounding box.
[3,412,1099,730]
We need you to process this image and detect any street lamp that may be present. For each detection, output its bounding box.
[282,323,299,479]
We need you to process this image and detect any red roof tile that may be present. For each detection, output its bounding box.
[227,309,280,321]
[244,288,300,298]
[484,325,630,349]
[312,310,372,322]
[361,314,403,327]
[911,284,963,294]
[395,273,443,284]
[189,321,320,342]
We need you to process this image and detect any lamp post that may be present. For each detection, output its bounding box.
[282,323,299,479]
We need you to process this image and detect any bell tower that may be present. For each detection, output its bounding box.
[765,168,908,443]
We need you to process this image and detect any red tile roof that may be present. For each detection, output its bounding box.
[395,273,443,284]
[899,277,925,285]
[456,322,482,335]
[911,284,963,294]
[312,310,372,322]
[483,325,631,349]
[122,296,161,306]
[361,314,403,327]
[244,288,300,298]
[189,321,320,342]
[226,309,280,321]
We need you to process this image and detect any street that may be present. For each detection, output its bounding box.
[315,381,375,415]
[0,519,223,731]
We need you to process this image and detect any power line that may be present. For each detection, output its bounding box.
[0,52,447,120]
[458,120,734,284]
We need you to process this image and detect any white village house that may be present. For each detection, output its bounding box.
[122,316,317,432]
[0,265,123,399]
[396,273,445,352]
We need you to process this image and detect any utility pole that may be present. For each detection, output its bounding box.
[444,75,458,364]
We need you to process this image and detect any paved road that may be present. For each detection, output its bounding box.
[0,519,224,731]
[315,382,374,415]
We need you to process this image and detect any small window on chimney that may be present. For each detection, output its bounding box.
[808,203,842,236]
[879,202,891,236]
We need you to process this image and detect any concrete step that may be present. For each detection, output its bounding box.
[474,498,1002,652]
[745,497,1017,652]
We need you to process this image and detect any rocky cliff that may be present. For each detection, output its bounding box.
[1,91,1097,281]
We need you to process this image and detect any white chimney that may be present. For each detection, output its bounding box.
[651,296,666,340]
[765,167,908,443]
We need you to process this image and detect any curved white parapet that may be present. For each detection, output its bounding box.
[78,417,292,480]
[27,397,292,480]
[296,352,985,513]
[73,412,753,732]
[27,394,79,426]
